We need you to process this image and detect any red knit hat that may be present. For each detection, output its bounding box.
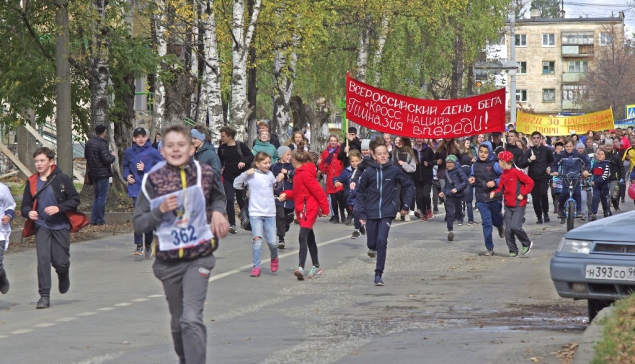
[498,151,514,163]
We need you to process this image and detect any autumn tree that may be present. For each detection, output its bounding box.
[530,0,561,18]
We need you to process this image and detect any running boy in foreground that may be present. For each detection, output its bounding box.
[133,124,229,364]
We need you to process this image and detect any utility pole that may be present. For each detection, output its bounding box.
[509,11,517,125]
[55,0,73,175]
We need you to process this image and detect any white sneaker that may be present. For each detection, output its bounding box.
[404,214,411,222]
[395,212,401,221]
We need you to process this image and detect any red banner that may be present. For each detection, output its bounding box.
[346,73,506,138]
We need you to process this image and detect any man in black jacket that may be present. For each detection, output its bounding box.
[21,148,81,309]
[505,131,524,166]
[84,125,116,225]
[518,131,554,224]
[337,127,362,167]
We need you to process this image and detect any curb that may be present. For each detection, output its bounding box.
[572,306,615,364]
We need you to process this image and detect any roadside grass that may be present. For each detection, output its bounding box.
[592,295,635,364]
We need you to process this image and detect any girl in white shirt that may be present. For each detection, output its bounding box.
[234,152,279,277]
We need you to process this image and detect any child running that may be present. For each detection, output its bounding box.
[354,138,414,286]
[590,149,610,221]
[438,155,468,241]
[0,182,15,294]
[333,150,363,238]
[490,151,535,258]
[133,124,228,364]
[271,146,295,249]
[234,152,279,277]
[279,150,330,280]
[468,141,504,256]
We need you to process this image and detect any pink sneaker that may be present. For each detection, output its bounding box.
[270,258,279,273]
[250,267,261,277]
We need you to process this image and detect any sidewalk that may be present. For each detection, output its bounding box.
[572,306,614,364]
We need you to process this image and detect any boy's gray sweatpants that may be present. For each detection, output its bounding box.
[0,240,5,271]
[35,226,71,297]
[153,253,216,364]
[504,205,532,253]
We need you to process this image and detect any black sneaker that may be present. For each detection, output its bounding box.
[341,215,347,223]
[360,225,366,235]
[229,225,237,234]
[36,297,50,309]
[133,244,143,256]
[367,250,376,258]
[278,238,286,249]
[560,216,566,224]
[497,225,504,238]
[447,231,454,241]
[58,272,70,294]
[544,215,551,223]
[145,244,152,259]
[536,218,543,224]
[345,215,353,226]
[329,216,337,223]
[433,208,439,214]
[351,230,361,239]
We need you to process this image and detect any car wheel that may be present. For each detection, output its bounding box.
[588,299,613,322]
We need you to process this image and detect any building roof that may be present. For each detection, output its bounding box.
[509,17,624,25]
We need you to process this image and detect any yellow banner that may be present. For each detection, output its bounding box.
[516,109,614,136]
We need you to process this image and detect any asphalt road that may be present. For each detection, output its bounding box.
[2,200,627,364]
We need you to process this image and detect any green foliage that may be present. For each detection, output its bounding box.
[530,0,561,18]
[592,295,635,364]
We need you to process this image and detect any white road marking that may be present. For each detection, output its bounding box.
[57,317,77,322]
[0,335,8,339]
[68,351,124,364]
[114,302,132,307]
[97,307,116,311]
[77,312,97,316]
[148,294,164,298]
[11,329,33,334]
[34,323,56,328]
[131,298,148,302]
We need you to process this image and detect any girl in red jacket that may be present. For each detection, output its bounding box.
[280,150,330,280]
[490,151,535,258]
[319,135,346,223]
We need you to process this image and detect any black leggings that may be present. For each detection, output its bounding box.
[298,228,318,268]
[223,177,244,226]
[414,181,432,213]
[330,191,347,219]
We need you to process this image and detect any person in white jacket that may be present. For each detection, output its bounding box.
[233,151,279,277]
[0,182,16,294]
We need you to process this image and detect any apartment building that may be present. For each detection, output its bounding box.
[506,16,625,115]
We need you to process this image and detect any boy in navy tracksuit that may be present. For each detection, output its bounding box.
[333,150,364,239]
[123,127,164,257]
[590,149,610,220]
[271,146,295,249]
[354,139,414,286]
[438,155,468,241]
[468,141,504,256]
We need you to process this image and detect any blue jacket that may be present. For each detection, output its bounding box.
[353,161,414,221]
[271,161,295,209]
[194,140,222,177]
[333,166,359,206]
[470,141,503,202]
[123,140,164,198]
[551,150,591,178]
[591,159,610,187]
[442,166,468,198]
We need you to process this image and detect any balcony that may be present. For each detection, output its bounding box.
[562,45,594,57]
[563,73,585,83]
[562,100,581,110]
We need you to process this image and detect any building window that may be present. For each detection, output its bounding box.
[600,33,613,46]
[516,90,528,102]
[515,34,527,47]
[543,89,556,102]
[518,61,527,74]
[568,61,589,73]
[542,61,555,74]
[542,34,555,46]
[563,85,587,101]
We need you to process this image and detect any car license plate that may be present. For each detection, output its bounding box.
[585,265,635,281]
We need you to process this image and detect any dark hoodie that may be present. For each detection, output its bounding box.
[353,160,414,221]
[470,141,503,203]
[123,140,164,198]
[194,140,222,177]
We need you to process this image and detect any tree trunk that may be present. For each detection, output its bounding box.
[16,112,37,178]
[271,34,298,144]
[372,15,389,87]
[201,0,223,144]
[55,0,73,177]
[153,0,167,131]
[247,43,257,146]
[356,26,370,83]
[190,0,201,123]
[230,0,261,142]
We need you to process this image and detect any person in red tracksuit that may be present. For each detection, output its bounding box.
[490,151,535,258]
[319,135,346,223]
[279,150,330,281]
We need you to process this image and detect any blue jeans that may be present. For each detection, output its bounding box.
[476,200,504,250]
[91,177,110,224]
[249,216,278,268]
[132,197,153,245]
